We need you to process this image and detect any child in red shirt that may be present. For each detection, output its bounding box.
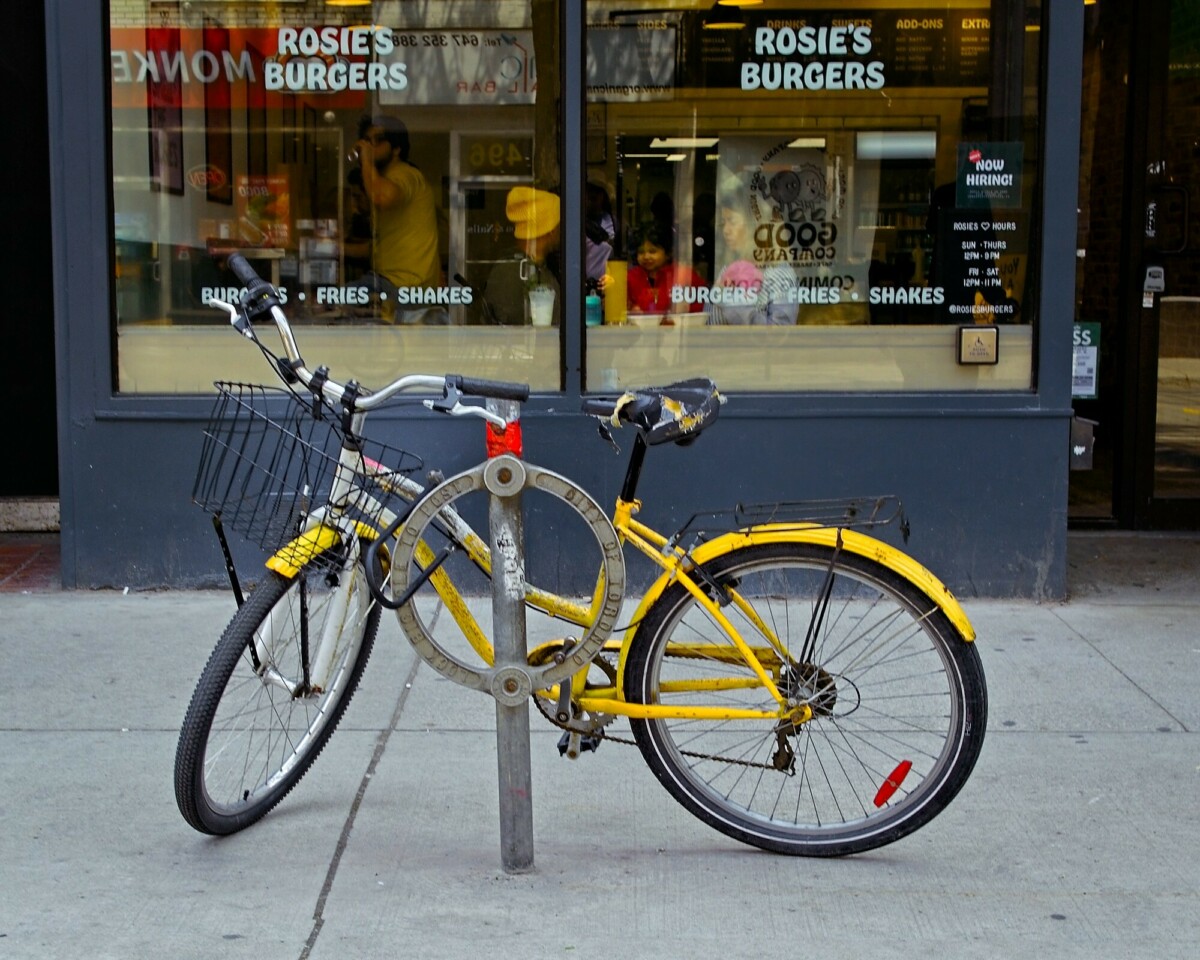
[626,223,705,316]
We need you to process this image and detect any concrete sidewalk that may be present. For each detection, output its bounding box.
[1,533,1198,958]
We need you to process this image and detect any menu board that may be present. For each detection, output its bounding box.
[889,16,949,85]
[948,13,992,84]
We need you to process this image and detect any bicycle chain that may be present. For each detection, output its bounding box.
[531,664,793,774]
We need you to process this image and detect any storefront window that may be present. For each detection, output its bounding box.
[109,0,1041,394]
[583,0,1041,390]
[110,0,562,392]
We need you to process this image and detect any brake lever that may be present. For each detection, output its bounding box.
[422,397,507,429]
[210,298,254,339]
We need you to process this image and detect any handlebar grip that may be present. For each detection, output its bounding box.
[227,253,264,288]
[225,252,282,320]
[453,375,530,402]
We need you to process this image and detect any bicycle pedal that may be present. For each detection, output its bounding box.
[556,731,602,759]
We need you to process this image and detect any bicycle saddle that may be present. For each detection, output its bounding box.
[582,378,723,446]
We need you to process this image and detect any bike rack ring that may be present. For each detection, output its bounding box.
[391,459,626,694]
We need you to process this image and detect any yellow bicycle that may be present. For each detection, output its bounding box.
[175,255,987,857]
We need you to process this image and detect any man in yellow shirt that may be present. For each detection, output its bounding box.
[353,115,442,322]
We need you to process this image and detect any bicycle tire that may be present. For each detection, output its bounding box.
[625,541,986,857]
[174,560,380,835]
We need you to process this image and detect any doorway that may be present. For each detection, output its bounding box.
[1071,0,1200,527]
[0,1,58,513]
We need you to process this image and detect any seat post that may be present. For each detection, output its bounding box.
[619,433,649,503]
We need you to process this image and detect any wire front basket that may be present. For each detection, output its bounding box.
[193,382,423,557]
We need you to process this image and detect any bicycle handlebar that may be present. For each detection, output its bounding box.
[452,375,530,403]
[213,255,530,419]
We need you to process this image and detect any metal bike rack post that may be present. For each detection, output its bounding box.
[390,402,626,871]
[483,400,535,873]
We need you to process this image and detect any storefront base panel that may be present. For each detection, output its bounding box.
[60,410,1068,600]
[117,325,1035,395]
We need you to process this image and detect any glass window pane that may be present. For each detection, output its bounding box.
[583,0,1041,391]
[110,1,562,393]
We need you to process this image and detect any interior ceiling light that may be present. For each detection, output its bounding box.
[787,136,827,149]
[650,136,720,148]
[856,131,937,160]
[703,3,745,30]
[717,1,764,6]
[326,1,371,7]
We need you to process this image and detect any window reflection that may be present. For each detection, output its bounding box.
[583,0,1040,391]
[110,1,563,392]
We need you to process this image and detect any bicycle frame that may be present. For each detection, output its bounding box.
[546,499,976,725]
[260,409,975,722]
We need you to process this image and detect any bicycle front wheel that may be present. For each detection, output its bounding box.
[174,560,380,835]
[625,542,986,857]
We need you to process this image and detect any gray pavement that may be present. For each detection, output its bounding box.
[2,532,1199,958]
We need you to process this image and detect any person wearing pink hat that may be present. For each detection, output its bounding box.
[711,194,797,325]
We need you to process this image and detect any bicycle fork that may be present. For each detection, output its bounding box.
[252,450,379,697]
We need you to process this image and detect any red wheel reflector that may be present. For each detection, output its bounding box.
[873,760,912,807]
[486,419,523,458]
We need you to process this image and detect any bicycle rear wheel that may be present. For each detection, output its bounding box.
[174,559,379,835]
[625,542,986,857]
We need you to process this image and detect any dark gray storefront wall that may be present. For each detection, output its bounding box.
[66,408,1068,598]
[46,0,1081,598]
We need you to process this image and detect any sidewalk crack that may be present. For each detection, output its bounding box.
[1048,608,1191,732]
[299,653,422,959]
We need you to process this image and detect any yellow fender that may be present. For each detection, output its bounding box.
[615,524,974,685]
[266,521,383,579]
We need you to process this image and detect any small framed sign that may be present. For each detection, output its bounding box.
[1072,322,1100,398]
[957,325,999,365]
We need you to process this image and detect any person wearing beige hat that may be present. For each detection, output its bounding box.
[477,186,562,326]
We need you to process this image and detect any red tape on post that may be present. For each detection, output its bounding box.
[486,420,523,459]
